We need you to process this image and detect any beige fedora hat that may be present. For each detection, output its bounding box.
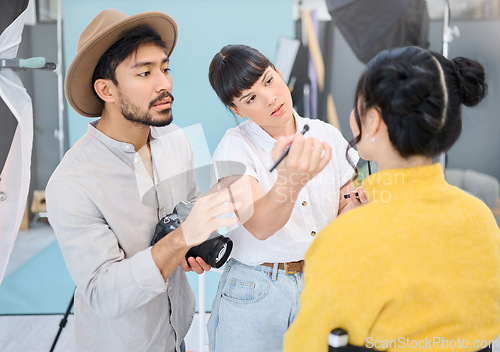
[65,9,178,117]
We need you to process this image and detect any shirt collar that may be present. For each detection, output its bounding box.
[88,119,156,154]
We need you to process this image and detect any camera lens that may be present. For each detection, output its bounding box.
[215,244,227,264]
[152,202,233,268]
[187,234,233,268]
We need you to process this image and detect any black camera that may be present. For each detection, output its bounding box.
[150,201,233,268]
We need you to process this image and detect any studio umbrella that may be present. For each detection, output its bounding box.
[0,0,33,284]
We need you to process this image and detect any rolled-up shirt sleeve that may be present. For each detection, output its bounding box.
[212,132,258,183]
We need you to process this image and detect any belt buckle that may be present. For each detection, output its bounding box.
[284,262,299,274]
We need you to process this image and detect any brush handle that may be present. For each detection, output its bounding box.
[269,124,309,172]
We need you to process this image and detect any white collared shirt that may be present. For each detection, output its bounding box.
[212,113,359,265]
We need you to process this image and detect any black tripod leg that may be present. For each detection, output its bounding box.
[49,288,75,352]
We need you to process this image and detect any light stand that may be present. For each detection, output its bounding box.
[437,0,460,170]
[49,289,75,352]
[442,0,460,59]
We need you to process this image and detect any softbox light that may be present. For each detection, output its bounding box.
[326,0,430,64]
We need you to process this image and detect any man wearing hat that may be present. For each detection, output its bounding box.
[46,9,238,352]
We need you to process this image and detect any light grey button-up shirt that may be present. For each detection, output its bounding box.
[46,120,199,352]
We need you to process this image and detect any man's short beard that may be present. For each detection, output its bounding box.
[122,107,173,127]
[119,93,173,127]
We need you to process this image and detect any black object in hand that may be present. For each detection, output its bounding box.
[343,192,359,199]
[150,201,233,268]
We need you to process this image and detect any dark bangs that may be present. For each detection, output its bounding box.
[209,45,274,107]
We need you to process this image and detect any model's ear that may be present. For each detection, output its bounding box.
[230,106,244,118]
[366,107,383,136]
[94,79,116,103]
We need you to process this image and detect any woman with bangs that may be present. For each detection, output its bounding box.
[206,44,363,352]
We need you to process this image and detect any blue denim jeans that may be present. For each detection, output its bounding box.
[207,258,304,352]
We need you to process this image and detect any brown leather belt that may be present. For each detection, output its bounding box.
[261,260,304,274]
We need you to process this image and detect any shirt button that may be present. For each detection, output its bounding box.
[310,231,316,236]
[301,201,307,206]
[0,192,6,201]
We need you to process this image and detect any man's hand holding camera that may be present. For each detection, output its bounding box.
[151,188,240,279]
[181,188,240,247]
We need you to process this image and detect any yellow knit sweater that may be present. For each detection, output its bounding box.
[284,164,500,351]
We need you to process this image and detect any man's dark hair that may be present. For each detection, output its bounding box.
[91,25,166,102]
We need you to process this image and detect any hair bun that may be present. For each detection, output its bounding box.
[452,57,487,107]
[375,62,434,115]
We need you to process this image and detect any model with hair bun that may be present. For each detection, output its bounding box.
[284,46,500,352]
